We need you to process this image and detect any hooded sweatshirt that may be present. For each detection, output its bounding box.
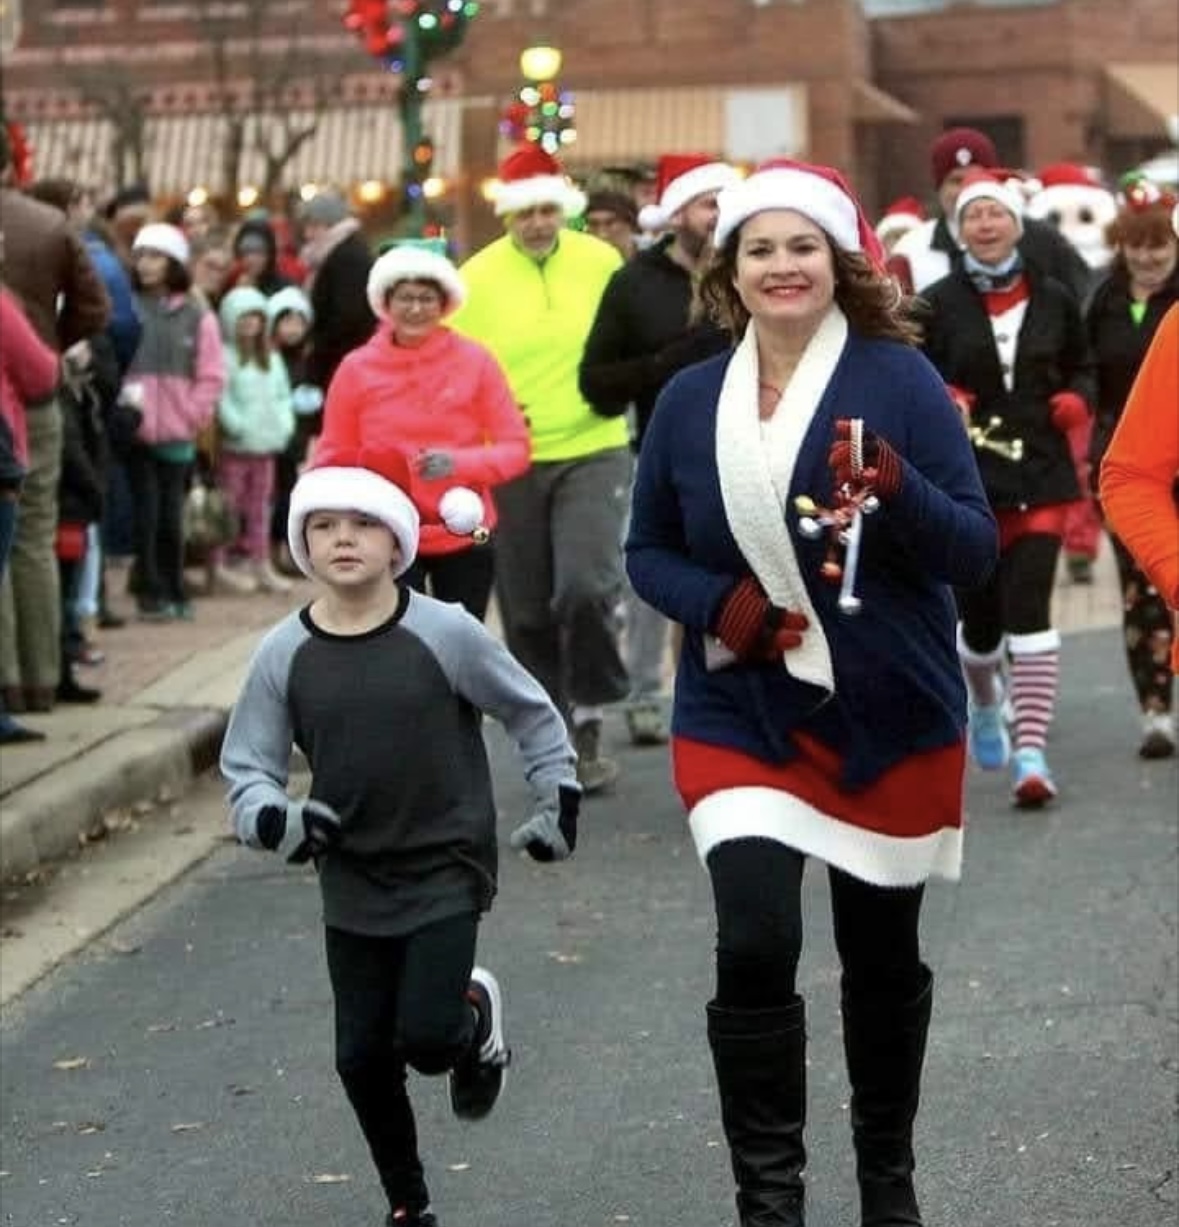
[318,323,530,556]
[217,287,294,455]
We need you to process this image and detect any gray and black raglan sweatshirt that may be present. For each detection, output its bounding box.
[221,586,577,937]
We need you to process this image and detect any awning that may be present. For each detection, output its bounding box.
[545,85,809,167]
[23,101,464,196]
[852,80,919,126]
[1104,62,1179,139]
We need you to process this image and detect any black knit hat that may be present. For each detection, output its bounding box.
[584,189,639,230]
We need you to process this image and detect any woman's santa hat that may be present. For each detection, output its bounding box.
[366,243,466,320]
[954,168,1026,236]
[713,159,886,266]
[874,196,926,245]
[289,445,487,579]
[637,154,743,232]
[492,143,586,218]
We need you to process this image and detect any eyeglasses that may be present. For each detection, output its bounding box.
[389,292,443,310]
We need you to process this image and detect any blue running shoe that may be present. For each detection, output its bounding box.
[1011,747,1057,809]
[968,702,1010,770]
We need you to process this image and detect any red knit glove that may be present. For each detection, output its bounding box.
[828,419,904,499]
[1049,391,1089,435]
[946,383,976,422]
[714,577,809,661]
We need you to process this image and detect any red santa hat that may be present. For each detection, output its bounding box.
[366,244,466,320]
[953,168,1025,236]
[874,195,926,243]
[636,154,743,232]
[492,143,586,218]
[1035,162,1106,192]
[929,127,999,187]
[713,158,886,266]
[288,447,421,579]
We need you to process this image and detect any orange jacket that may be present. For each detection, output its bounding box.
[318,324,529,557]
[1099,304,1179,671]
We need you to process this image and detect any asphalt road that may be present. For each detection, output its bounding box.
[1,629,1175,1227]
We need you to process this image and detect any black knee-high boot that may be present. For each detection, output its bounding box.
[841,965,933,1227]
[707,997,807,1227]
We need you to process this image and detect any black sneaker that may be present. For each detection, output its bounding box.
[448,967,510,1120]
[387,1208,438,1227]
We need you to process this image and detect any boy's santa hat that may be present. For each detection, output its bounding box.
[492,143,586,218]
[713,158,886,266]
[954,168,1025,236]
[289,445,488,579]
[637,154,742,232]
[366,243,466,320]
[874,195,926,244]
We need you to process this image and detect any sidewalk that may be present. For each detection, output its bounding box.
[0,546,1124,883]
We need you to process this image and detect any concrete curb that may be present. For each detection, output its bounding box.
[0,707,228,884]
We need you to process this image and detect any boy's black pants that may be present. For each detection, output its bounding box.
[325,912,479,1215]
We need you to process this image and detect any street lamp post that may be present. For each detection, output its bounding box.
[500,42,576,158]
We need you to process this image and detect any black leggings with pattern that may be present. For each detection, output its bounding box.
[1111,533,1174,714]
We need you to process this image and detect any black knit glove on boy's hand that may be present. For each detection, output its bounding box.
[510,784,580,862]
[256,798,343,864]
[828,419,904,499]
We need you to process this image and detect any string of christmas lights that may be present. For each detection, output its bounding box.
[343,0,480,83]
[499,80,576,156]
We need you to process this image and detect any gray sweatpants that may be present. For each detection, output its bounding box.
[493,447,632,713]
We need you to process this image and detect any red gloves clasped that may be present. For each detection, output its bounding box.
[714,576,809,662]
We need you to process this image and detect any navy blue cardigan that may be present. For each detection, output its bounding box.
[626,332,998,789]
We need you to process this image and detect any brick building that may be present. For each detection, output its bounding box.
[3,0,1176,253]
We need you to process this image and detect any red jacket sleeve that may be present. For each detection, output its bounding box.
[315,354,364,462]
[447,348,531,488]
[1,288,60,405]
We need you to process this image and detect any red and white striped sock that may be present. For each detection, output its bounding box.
[1009,649,1059,750]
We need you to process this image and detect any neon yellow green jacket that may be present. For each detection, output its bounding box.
[449,231,627,462]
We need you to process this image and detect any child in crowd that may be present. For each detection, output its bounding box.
[125,223,225,621]
[266,286,321,576]
[211,286,294,595]
[220,447,580,1227]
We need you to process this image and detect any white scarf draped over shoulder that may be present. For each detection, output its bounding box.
[715,306,849,695]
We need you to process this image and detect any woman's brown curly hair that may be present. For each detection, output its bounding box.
[695,225,923,347]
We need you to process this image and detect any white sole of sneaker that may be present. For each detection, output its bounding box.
[471,966,508,1066]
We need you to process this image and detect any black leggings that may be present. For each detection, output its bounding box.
[1109,532,1174,712]
[707,838,925,1009]
[324,913,479,1214]
[957,532,1061,654]
[402,544,496,621]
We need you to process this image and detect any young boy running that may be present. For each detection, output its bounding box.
[220,448,580,1227]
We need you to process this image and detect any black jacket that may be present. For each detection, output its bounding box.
[927,214,1094,304]
[579,237,730,447]
[308,232,376,393]
[1085,263,1179,470]
[921,265,1094,509]
[58,335,119,525]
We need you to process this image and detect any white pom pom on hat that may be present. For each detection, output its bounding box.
[438,486,485,537]
[637,155,743,231]
[366,244,466,321]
